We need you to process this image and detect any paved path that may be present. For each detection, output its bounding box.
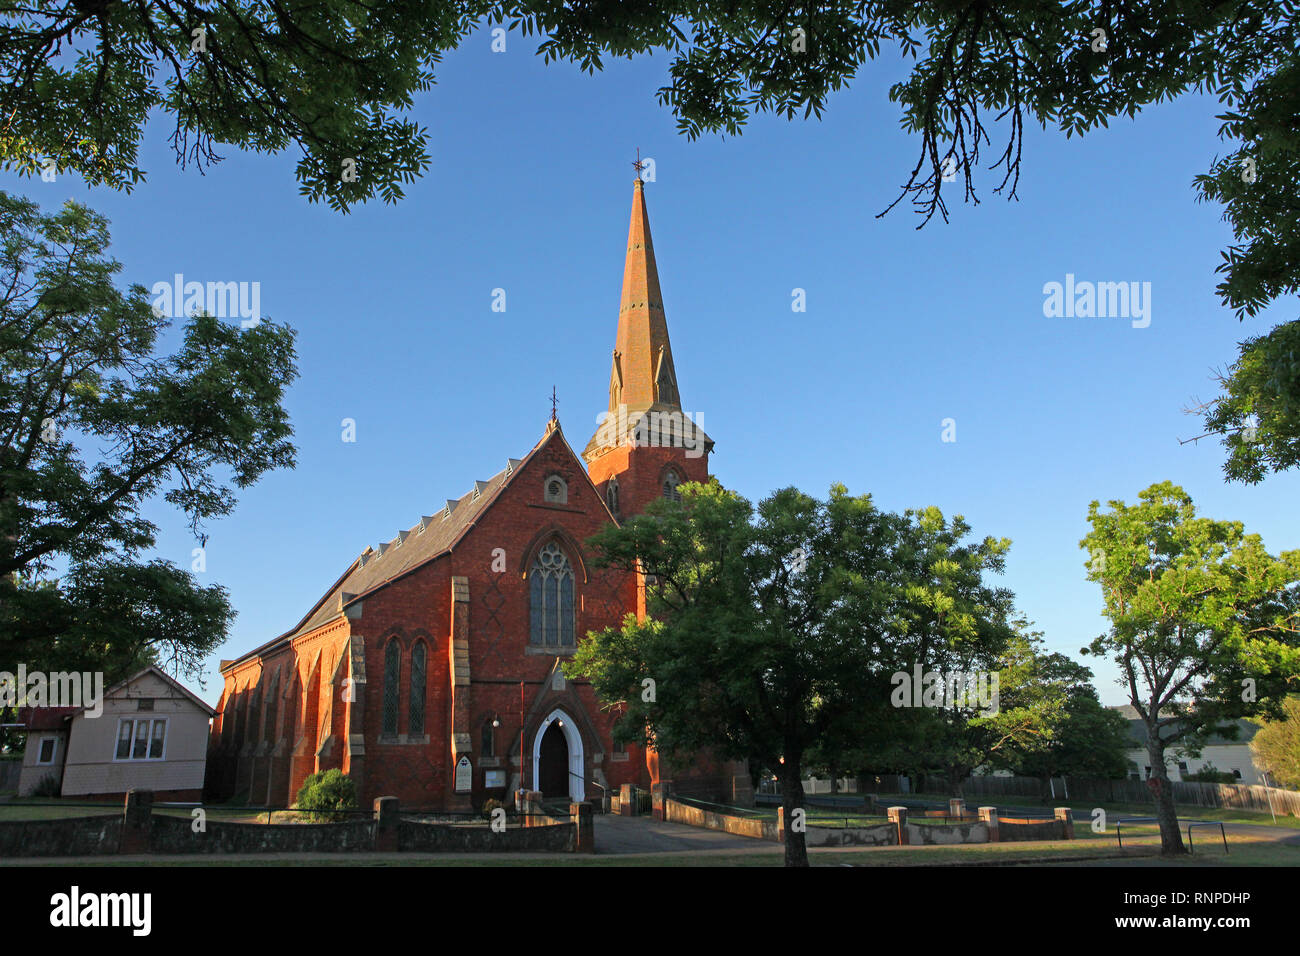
[592,813,770,854]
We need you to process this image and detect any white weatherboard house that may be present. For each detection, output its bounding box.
[21,666,215,801]
[1113,705,1265,785]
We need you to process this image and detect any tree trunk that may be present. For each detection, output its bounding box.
[1147,737,1186,855]
[781,766,809,867]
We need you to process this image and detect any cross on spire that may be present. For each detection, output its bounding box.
[550,386,558,421]
[632,147,646,180]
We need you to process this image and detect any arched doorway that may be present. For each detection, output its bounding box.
[538,723,568,798]
[531,709,585,802]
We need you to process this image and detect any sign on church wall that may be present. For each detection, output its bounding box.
[454,755,472,793]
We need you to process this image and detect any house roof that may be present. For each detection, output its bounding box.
[13,706,79,731]
[222,420,606,672]
[100,665,217,717]
[1110,704,1259,747]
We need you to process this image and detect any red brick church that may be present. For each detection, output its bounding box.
[207,177,754,811]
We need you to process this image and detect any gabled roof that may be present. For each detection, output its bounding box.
[100,665,217,717]
[223,421,607,672]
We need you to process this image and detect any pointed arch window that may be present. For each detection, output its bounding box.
[409,641,427,735]
[481,718,496,757]
[662,469,682,502]
[606,477,620,515]
[264,668,280,743]
[382,639,401,735]
[529,542,575,647]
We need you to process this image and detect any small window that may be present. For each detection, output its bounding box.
[606,478,619,515]
[1232,768,1242,779]
[137,699,154,711]
[132,720,149,759]
[1177,761,1188,773]
[544,475,567,504]
[116,721,132,759]
[481,719,495,758]
[150,720,166,759]
[662,470,682,501]
[36,737,57,765]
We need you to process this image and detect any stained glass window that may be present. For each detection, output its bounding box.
[529,542,575,646]
[409,642,426,735]
[382,639,400,735]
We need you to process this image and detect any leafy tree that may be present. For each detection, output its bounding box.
[1008,655,1133,797]
[1202,321,1300,484]
[1080,481,1300,853]
[1250,694,1300,790]
[570,479,1016,866]
[0,191,298,685]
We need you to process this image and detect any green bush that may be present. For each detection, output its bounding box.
[1185,764,1238,784]
[293,769,358,822]
[481,798,504,821]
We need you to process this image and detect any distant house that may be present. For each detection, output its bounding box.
[1111,704,1264,785]
[14,666,215,801]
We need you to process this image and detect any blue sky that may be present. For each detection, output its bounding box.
[9,27,1298,707]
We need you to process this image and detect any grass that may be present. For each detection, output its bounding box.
[8,834,1295,866]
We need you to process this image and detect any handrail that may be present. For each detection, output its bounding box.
[1114,816,1159,850]
[1187,820,1228,855]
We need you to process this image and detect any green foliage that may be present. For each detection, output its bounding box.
[293,769,358,823]
[481,797,504,820]
[1250,695,1300,790]
[0,191,299,684]
[1184,763,1237,784]
[1204,320,1300,484]
[570,478,1017,864]
[1081,480,1300,848]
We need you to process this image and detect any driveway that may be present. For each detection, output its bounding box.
[592,813,771,855]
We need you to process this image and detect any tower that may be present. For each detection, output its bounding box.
[583,177,713,518]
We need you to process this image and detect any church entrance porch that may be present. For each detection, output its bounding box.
[532,709,585,803]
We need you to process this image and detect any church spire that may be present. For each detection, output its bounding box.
[583,174,712,478]
[609,177,679,414]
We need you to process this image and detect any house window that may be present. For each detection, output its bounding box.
[544,475,568,504]
[529,542,575,647]
[662,469,682,501]
[409,641,427,735]
[1177,761,1188,773]
[382,639,401,735]
[36,737,57,765]
[137,699,154,711]
[115,719,166,761]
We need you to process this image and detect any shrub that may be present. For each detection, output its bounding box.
[481,798,504,821]
[1185,764,1238,784]
[31,774,61,797]
[293,769,358,822]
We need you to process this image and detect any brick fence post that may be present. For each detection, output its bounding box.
[120,789,153,855]
[949,798,966,821]
[525,790,544,827]
[979,806,999,843]
[887,806,909,846]
[572,802,594,853]
[1055,807,1074,840]
[620,783,637,817]
[373,796,399,852]
[651,782,667,821]
[776,806,786,844]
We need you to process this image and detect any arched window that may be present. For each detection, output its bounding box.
[382,639,401,735]
[606,477,619,515]
[544,475,568,504]
[409,641,427,735]
[481,718,496,757]
[529,542,575,647]
[264,668,280,742]
[662,469,682,501]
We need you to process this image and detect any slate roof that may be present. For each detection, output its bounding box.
[222,426,560,672]
[1110,704,1259,747]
